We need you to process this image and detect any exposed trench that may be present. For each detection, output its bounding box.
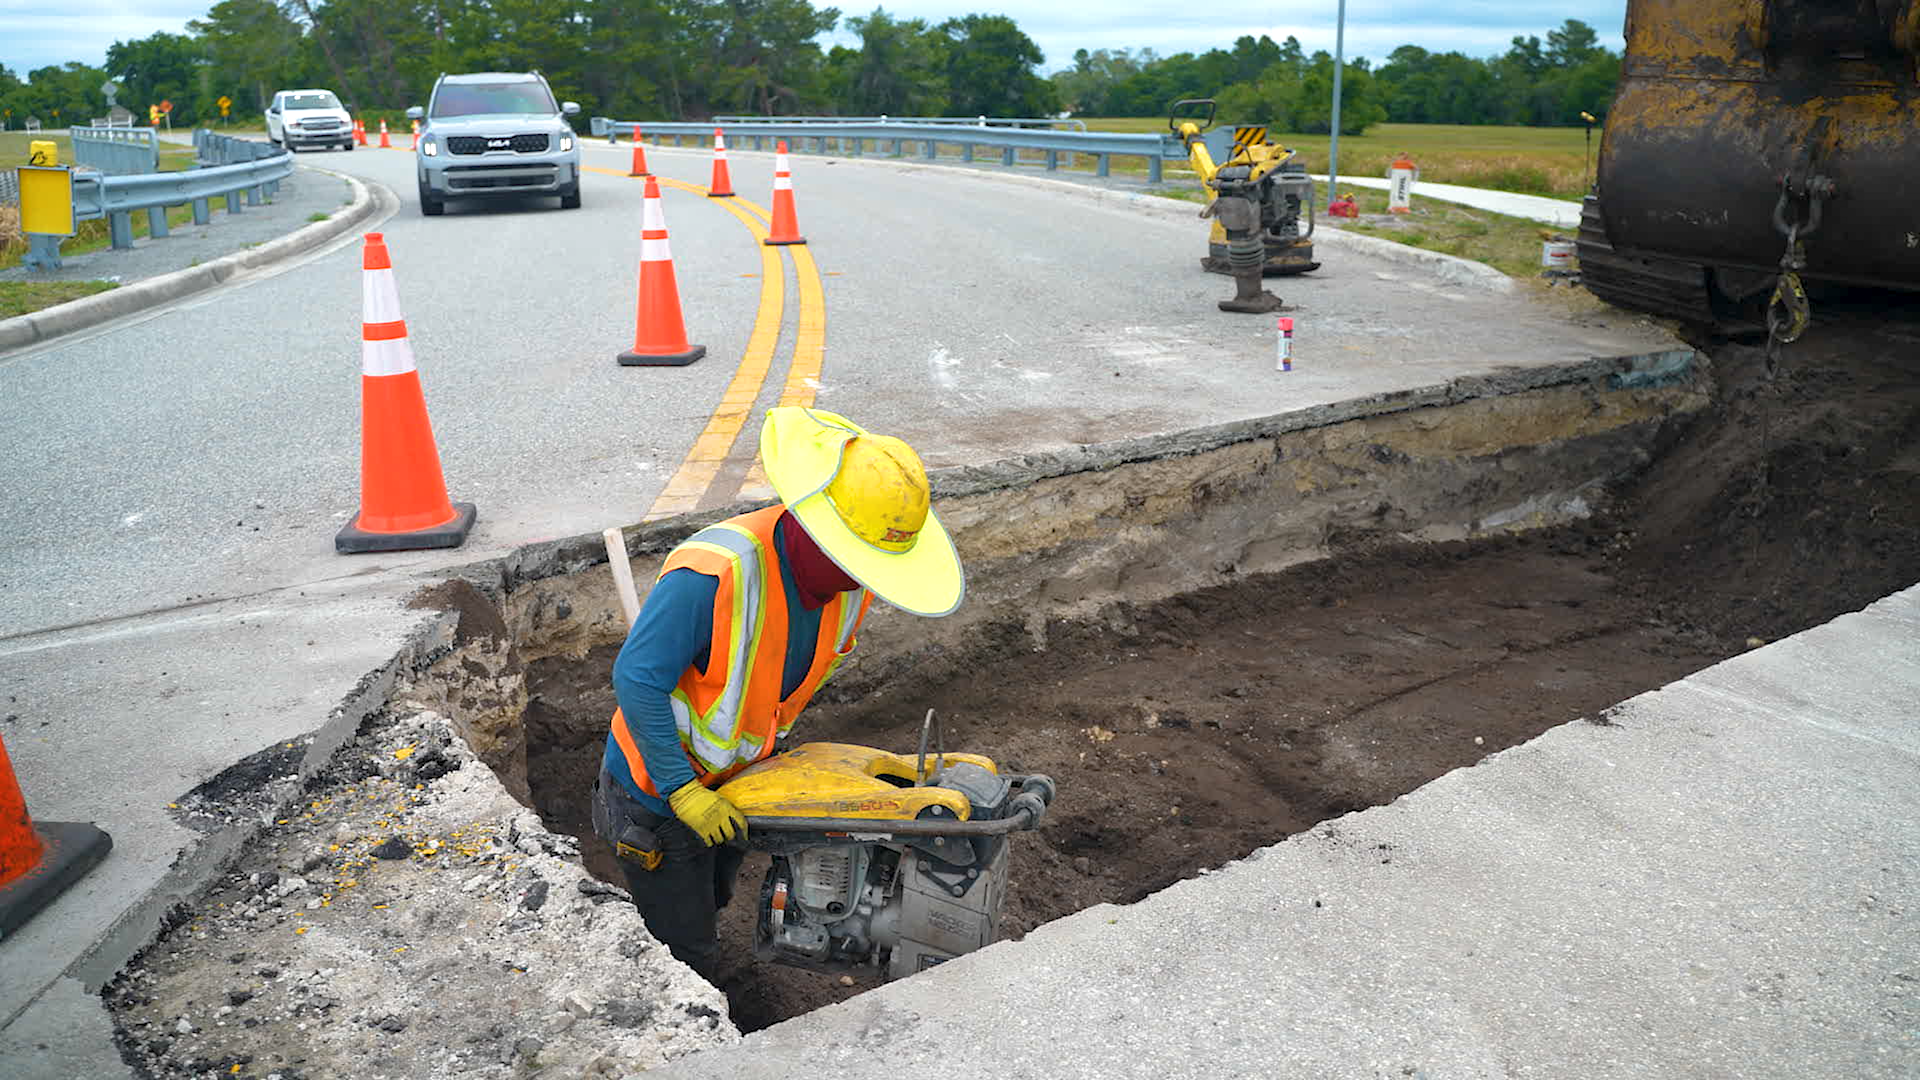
[400,326,1920,1034]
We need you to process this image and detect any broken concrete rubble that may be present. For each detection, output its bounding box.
[108,708,737,1078]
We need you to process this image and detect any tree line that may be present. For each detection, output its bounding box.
[1,3,1617,134]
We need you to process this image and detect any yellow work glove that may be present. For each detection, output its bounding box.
[667,780,747,846]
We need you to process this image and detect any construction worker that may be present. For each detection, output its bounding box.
[590,406,964,977]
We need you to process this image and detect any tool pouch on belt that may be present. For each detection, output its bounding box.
[591,775,664,871]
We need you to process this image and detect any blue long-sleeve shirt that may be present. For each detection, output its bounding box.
[603,520,825,815]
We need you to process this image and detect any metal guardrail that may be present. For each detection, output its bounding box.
[72,126,159,176]
[592,117,1181,182]
[194,129,287,166]
[20,131,295,269]
[711,113,1087,131]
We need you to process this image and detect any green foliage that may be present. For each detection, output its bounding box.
[1,9,1613,135]
[1053,18,1618,133]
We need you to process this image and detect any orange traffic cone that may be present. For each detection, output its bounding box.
[410,119,420,151]
[764,140,806,246]
[378,119,392,148]
[628,125,650,178]
[336,233,478,553]
[1,733,112,938]
[707,128,735,197]
[354,118,367,146]
[618,177,707,367]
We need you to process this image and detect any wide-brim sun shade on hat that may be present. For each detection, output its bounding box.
[759,407,964,617]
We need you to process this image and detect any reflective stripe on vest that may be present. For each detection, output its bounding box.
[612,506,870,795]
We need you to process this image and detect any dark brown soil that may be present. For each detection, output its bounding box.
[522,320,1920,1033]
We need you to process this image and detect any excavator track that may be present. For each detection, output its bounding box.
[1576,197,1715,327]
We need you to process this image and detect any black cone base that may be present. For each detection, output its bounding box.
[335,501,478,554]
[618,344,706,367]
[0,820,112,940]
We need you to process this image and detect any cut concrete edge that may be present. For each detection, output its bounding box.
[618,143,1517,294]
[0,167,378,356]
[36,604,455,1013]
[486,346,1704,595]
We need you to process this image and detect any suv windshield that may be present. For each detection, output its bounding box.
[285,92,341,111]
[431,82,555,118]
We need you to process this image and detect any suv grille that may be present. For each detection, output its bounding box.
[446,133,550,155]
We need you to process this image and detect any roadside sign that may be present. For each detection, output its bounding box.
[18,165,78,237]
[160,100,172,114]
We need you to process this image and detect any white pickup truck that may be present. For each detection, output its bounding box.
[265,89,354,152]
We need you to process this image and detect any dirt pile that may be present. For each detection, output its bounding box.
[107,709,735,1079]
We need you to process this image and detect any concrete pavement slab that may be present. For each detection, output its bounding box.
[649,585,1920,1079]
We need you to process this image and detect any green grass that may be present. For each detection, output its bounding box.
[0,279,118,318]
[1081,119,1599,200]
[307,211,330,222]
[1332,187,1556,278]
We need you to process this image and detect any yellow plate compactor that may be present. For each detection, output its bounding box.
[716,737,1056,981]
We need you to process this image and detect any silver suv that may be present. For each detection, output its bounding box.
[407,72,581,215]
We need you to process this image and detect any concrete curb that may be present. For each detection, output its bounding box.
[0,167,379,355]
[608,142,1516,295]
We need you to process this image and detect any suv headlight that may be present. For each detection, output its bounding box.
[559,133,575,152]
[421,136,438,157]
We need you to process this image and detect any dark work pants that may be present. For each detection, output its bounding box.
[592,767,745,979]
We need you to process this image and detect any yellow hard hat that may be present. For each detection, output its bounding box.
[759,407,964,617]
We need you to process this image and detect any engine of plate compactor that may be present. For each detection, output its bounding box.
[715,741,1056,981]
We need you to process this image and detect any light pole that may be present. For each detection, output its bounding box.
[1326,0,1346,211]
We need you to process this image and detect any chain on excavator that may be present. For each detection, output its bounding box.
[1168,99,1320,314]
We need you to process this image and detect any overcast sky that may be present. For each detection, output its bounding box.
[5,2,1628,80]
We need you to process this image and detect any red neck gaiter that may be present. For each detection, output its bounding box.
[780,512,860,609]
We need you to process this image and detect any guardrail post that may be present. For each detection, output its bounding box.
[890,139,903,158]
[193,197,211,225]
[1002,146,1015,167]
[108,210,134,249]
[1045,149,1059,171]
[228,189,244,214]
[245,185,262,206]
[1097,154,1110,178]
[962,143,975,163]
[1148,157,1162,184]
[923,139,936,160]
[147,205,169,238]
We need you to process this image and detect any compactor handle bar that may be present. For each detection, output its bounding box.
[745,773,1056,836]
[1169,98,1216,135]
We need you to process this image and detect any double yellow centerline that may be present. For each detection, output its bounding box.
[583,160,826,519]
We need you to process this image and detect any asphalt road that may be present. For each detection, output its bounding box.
[0,138,1669,638]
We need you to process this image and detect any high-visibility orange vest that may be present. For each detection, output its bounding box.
[611,506,870,796]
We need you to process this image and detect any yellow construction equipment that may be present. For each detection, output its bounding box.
[717,723,1055,981]
[1578,0,1920,348]
[1169,98,1320,313]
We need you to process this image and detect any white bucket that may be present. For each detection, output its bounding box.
[1541,240,1577,270]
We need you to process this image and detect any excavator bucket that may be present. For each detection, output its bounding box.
[1579,0,1920,332]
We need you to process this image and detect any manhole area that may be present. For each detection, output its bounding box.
[522,328,1920,1032]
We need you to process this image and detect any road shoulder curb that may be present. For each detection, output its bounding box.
[0,167,380,355]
